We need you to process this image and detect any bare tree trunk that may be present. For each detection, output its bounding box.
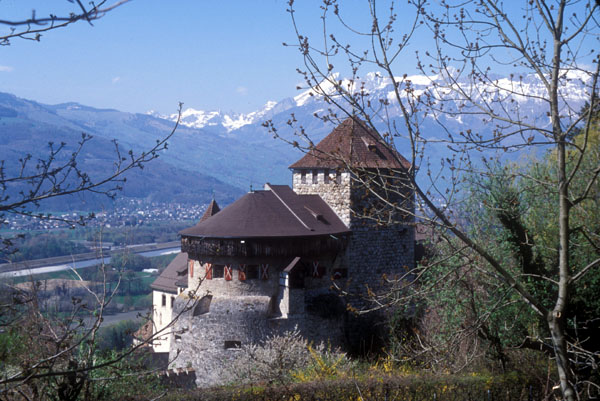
[550,7,576,398]
[552,138,575,401]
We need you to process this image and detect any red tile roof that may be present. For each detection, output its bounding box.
[179,184,350,238]
[289,117,410,170]
[150,252,188,293]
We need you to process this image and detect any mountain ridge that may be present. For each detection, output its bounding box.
[1,70,592,212]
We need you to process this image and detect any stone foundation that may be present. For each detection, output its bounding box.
[169,289,347,387]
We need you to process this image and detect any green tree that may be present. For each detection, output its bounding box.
[278,1,600,398]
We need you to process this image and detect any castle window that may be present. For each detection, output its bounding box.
[336,171,342,184]
[171,296,175,308]
[312,170,319,184]
[324,169,330,183]
[246,265,259,280]
[301,171,307,184]
[224,340,242,349]
[212,264,225,278]
[162,294,166,307]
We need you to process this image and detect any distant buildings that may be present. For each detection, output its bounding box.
[3,200,208,232]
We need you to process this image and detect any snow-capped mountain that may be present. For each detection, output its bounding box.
[148,100,279,132]
[154,69,593,140]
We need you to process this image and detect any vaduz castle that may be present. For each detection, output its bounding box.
[148,117,415,386]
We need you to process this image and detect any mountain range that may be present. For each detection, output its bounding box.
[0,70,592,211]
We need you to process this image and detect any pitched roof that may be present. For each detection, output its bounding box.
[150,252,188,293]
[289,117,410,170]
[179,184,350,238]
[199,199,220,223]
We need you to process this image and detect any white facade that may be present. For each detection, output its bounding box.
[152,289,177,353]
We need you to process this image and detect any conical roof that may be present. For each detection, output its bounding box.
[289,117,410,170]
[199,199,220,223]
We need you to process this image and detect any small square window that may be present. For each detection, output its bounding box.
[224,340,242,349]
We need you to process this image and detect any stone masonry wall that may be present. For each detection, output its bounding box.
[169,285,346,387]
[292,170,352,226]
[345,227,414,308]
[293,168,415,307]
[186,259,280,299]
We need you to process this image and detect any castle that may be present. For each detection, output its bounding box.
[149,117,415,386]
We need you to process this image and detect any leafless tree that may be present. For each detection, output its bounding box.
[272,1,600,399]
[0,98,188,398]
[0,3,202,398]
[0,103,183,259]
[0,254,205,400]
[0,0,131,46]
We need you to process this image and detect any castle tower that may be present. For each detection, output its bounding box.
[289,117,415,300]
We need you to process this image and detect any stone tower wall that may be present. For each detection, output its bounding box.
[292,170,352,226]
[347,172,415,303]
[292,167,415,306]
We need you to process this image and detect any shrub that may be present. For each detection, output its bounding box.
[224,328,312,385]
[154,373,546,401]
[223,328,352,386]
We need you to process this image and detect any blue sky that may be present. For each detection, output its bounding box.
[0,0,407,115]
[1,1,596,115]
[0,1,300,114]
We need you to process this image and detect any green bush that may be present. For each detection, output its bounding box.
[96,319,141,352]
[138,374,546,401]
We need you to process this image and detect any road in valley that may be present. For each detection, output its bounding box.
[0,242,180,278]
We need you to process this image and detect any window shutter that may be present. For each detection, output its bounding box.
[205,263,212,280]
[189,260,194,278]
[260,264,269,280]
[224,265,233,281]
[238,264,247,281]
[312,261,325,278]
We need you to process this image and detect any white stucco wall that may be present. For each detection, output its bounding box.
[152,289,176,353]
